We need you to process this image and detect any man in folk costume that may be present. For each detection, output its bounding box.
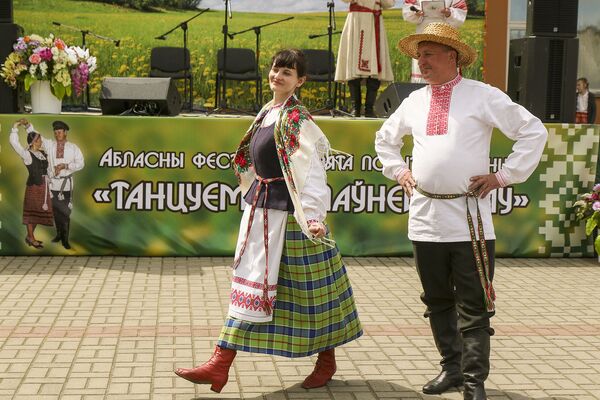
[375,23,547,399]
[403,0,467,83]
[335,0,395,117]
[23,120,84,250]
[576,77,596,124]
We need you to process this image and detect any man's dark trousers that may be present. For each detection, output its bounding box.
[413,240,495,399]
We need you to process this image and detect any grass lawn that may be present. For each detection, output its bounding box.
[13,0,485,108]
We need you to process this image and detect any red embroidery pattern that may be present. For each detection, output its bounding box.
[350,4,382,73]
[233,276,278,291]
[453,0,468,11]
[405,0,417,4]
[358,30,370,72]
[56,141,65,158]
[426,75,462,136]
[230,288,276,312]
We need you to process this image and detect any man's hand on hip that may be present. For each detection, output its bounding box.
[397,170,416,198]
[469,174,501,198]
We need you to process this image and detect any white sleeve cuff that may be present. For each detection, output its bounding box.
[393,167,410,181]
[495,170,509,187]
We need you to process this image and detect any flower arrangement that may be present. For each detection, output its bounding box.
[0,34,97,100]
[573,183,600,253]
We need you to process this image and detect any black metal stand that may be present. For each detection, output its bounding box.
[228,16,294,112]
[155,8,209,112]
[52,21,119,111]
[210,0,254,115]
[218,0,232,110]
[307,2,351,117]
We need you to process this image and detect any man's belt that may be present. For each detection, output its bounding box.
[415,186,496,312]
[349,3,382,73]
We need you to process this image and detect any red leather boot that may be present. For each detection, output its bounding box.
[174,346,237,393]
[301,348,337,389]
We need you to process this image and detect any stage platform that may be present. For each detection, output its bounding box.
[0,114,598,257]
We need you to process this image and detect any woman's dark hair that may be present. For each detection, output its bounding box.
[27,131,40,146]
[271,49,307,78]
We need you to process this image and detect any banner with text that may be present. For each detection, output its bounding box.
[0,115,597,257]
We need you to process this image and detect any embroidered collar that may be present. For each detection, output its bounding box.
[426,74,462,136]
[30,150,47,161]
[431,74,462,91]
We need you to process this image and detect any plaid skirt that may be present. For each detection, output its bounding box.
[217,215,363,358]
[23,183,54,226]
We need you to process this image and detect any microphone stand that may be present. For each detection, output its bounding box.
[218,0,232,109]
[228,16,294,112]
[155,8,209,112]
[307,2,351,117]
[52,21,120,111]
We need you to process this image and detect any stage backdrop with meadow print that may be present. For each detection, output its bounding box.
[13,0,486,110]
[0,115,598,257]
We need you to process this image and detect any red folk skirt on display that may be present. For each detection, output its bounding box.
[23,183,54,226]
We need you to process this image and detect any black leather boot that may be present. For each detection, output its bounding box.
[52,225,62,243]
[348,78,362,117]
[61,222,71,250]
[423,308,464,395]
[364,77,381,118]
[462,329,490,400]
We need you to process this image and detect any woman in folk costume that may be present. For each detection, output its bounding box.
[9,119,54,249]
[335,0,395,117]
[403,0,467,82]
[175,49,363,393]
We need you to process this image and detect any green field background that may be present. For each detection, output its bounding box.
[13,0,485,109]
[1,115,596,257]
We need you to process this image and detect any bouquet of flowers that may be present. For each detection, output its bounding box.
[0,34,97,100]
[573,183,600,253]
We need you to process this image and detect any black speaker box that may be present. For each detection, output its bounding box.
[374,82,426,118]
[100,77,181,116]
[507,37,578,122]
[0,23,24,114]
[0,1,13,23]
[526,0,578,38]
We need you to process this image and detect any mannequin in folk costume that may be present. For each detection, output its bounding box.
[402,0,467,83]
[174,49,362,393]
[335,0,395,117]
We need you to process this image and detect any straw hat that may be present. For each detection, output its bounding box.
[398,22,477,67]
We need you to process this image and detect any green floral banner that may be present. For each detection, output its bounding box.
[0,115,597,257]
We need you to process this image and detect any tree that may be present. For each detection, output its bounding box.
[84,0,202,11]
[466,0,485,17]
[166,0,202,10]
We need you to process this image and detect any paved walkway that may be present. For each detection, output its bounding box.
[0,256,599,400]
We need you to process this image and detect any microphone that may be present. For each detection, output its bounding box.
[410,6,420,12]
[52,21,61,26]
[155,36,166,40]
[308,34,318,39]
[114,40,120,47]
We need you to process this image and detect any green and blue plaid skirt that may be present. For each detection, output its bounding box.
[217,215,363,358]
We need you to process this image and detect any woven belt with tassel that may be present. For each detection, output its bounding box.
[415,186,496,312]
[232,175,285,316]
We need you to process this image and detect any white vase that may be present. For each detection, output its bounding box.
[30,81,62,114]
